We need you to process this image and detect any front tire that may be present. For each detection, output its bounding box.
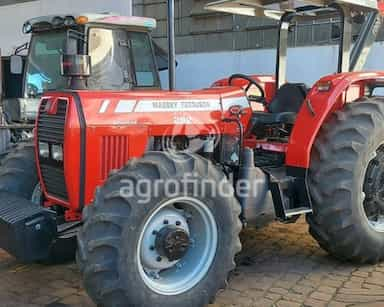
[77,152,242,307]
[308,97,384,263]
[0,143,38,199]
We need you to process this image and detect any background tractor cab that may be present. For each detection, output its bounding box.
[1,13,167,142]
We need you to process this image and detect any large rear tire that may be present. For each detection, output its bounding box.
[77,152,242,307]
[308,97,384,263]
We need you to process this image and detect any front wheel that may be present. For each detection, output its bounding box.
[77,152,242,307]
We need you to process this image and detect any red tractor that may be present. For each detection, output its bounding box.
[0,1,384,306]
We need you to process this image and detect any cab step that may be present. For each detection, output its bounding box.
[285,207,313,217]
[266,167,313,222]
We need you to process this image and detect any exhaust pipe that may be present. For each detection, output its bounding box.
[167,0,176,91]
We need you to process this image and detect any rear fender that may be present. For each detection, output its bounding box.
[286,72,384,168]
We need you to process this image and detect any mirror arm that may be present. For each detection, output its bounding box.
[14,42,29,55]
[67,30,87,43]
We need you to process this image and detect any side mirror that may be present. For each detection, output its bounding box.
[61,54,91,90]
[10,55,23,75]
[61,54,91,77]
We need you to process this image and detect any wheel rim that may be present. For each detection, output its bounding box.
[137,196,218,295]
[363,145,384,232]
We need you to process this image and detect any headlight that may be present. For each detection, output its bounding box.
[64,16,76,26]
[23,22,32,34]
[52,144,63,162]
[52,16,64,27]
[39,142,49,158]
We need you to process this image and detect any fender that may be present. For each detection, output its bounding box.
[286,71,384,168]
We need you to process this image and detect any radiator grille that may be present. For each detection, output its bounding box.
[101,136,129,179]
[37,98,68,201]
[37,99,67,143]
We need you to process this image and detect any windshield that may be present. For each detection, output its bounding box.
[25,31,68,97]
[24,28,160,97]
[88,28,160,89]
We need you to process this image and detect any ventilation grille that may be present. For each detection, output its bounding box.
[37,99,67,144]
[101,136,130,179]
[37,98,68,201]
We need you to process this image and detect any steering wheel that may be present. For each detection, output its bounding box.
[228,74,265,99]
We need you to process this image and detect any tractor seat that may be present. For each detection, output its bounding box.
[251,83,308,127]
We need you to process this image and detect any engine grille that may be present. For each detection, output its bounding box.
[101,135,130,179]
[37,99,67,143]
[37,98,68,201]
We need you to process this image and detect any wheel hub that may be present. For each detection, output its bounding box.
[140,209,189,271]
[155,226,190,261]
[137,197,218,295]
[363,146,384,232]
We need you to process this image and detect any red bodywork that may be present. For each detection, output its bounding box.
[36,87,251,220]
[35,71,384,221]
[379,0,384,15]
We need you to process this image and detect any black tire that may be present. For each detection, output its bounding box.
[307,97,384,264]
[0,143,76,264]
[77,152,242,307]
[0,142,38,199]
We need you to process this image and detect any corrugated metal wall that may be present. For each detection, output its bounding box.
[133,0,384,53]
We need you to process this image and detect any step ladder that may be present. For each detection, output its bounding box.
[268,168,313,222]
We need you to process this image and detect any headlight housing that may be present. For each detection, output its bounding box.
[64,16,76,26]
[39,142,49,158]
[22,22,32,34]
[52,144,63,162]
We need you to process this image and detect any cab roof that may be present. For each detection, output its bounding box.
[24,13,157,33]
[205,0,380,19]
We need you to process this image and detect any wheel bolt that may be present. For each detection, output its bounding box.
[150,246,155,251]
[152,230,157,235]
[163,220,169,225]
[175,221,181,226]
[156,256,162,262]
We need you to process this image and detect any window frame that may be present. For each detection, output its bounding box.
[86,24,161,90]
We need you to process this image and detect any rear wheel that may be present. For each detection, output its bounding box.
[308,97,384,263]
[77,152,242,307]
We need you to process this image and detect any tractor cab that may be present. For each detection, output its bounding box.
[22,14,161,94]
[207,0,384,142]
[3,13,164,125]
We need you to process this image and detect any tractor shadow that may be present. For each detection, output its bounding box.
[234,217,371,277]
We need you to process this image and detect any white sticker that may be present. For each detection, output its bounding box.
[99,100,110,113]
[115,100,136,113]
[135,99,221,112]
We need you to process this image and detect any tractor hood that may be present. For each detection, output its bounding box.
[75,87,250,133]
[37,87,252,209]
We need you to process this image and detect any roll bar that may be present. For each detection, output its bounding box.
[205,1,381,18]
[205,0,383,88]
